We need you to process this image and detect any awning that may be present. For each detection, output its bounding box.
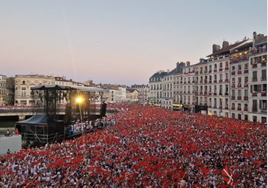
[173,104,183,107]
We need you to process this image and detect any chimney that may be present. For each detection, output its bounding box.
[167,69,170,73]
[186,61,190,67]
[212,44,221,53]
[222,41,229,49]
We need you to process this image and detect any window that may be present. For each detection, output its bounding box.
[22,87,26,90]
[225,85,228,93]
[245,63,248,69]
[244,89,248,97]
[238,65,241,70]
[253,71,257,79]
[22,81,25,84]
[232,90,235,96]
[238,90,241,96]
[238,77,241,83]
[245,77,248,83]
[261,69,267,81]
[260,100,267,110]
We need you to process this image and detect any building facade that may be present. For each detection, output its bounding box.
[148,31,267,122]
[149,71,167,105]
[126,88,139,102]
[0,74,7,106]
[14,74,55,106]
[248,32,267,123]
[131,84,150,103]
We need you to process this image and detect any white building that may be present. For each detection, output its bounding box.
[162,69,175,109]
[131,84,150,103]
[126,88,139,102]
[181,62,196,108]
[149,71,167,105]
[148,31,267,123]
[106,86,126,103]
[248,32,267,123]
[14,74,55,106]
[0,74,7,106]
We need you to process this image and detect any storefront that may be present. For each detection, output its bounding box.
[194,105,208,114]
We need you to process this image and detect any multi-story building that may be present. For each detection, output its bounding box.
[149,71,167,105]
[0,74,7,106]
[173,62,186,105]
[5,77,15,105]
[229,39,253,120]
[148,31,267,122]
[54,76,73,86]
[126,88,139,102]
[130,84,150,103]
[248,32,267,123]
[181,61,197,108]
[205,40,249,117]
[14,74,55,106]
[162,69,175,109]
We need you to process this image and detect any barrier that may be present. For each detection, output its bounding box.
[0,135,22,155]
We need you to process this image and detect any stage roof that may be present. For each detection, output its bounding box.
[31,85,106,92]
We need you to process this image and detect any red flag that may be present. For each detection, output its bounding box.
[221,165,234,186]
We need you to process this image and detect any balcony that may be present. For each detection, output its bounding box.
[219,79,223,83]
[225,107,229,110]
[214,69,217,73]
[231,71,236,75]
[200,71,203,74]
[209,92,212,95]
[184,82,186,84]
[244,108,248,111]
[232,84,235,88]
[252,64,258,68]
[252,92,257,96]
[261,77,267,81]
[219,92,222,96]
[192,81,195,83]
[231,96,235,100]
[225,92,229,96]
[237,83,241,88]
[200,80,203,84]
[204,92,207,95]
[195,92,198,95]
[252,108,258,112]
[244,96,248,100]
[261,91,267,96]
[219,106,222,109]
[214,80,217,83]
[225,79,229,82]
[244,69,249,73]
[209,80,212,83]
[204,80,207,84]
[231,107,235,110]
[252,78,258,82]
[237,96,241,100]
[195,71,199,74]
[237,107,241,111]
[244,83,248,87]
[209,70,212,73]
[219,67,223,71]
[188,81,191,83]
[237,70,242,75]
[214,92,217,95]
[250,46,267,55]
[225,67,229,70]
[262,61,267,67]
[200,92,203,95]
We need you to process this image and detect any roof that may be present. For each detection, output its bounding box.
[31,85,106,92]
[207,40,246,57]
[126,88,138,93]
[149,71,168,79]
[16,115,53,125]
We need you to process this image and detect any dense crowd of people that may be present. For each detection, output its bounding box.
[0,104,266,187]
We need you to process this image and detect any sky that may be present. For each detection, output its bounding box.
[0,0,267,86]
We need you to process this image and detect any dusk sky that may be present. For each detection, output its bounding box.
[0,0,267,86]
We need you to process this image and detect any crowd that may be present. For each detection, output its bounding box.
[0,104,266,187]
